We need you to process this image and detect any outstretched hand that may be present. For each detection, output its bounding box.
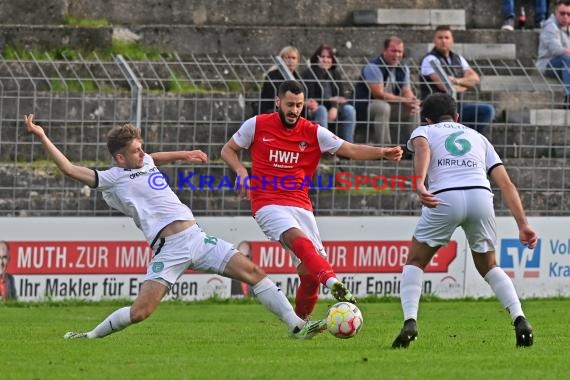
[382,146,403,161]
[24,114,46,138]
[182,150,208,164]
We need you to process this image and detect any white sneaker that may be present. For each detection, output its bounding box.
[290,319,327,339]
[64,331,88,340]
[501,18,515,31]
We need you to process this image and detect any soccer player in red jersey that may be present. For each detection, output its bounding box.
[222,80,403,319]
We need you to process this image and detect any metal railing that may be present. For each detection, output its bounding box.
[0,53,568,217]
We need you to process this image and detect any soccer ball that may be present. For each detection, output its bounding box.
[326,302,363,339]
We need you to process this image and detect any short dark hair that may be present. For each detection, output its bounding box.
[278,80,305,98]
[384,36,403,49]
[421,93,457,122]
[434,25,452,33]
[106,123,143,157]
[557,0,570,7]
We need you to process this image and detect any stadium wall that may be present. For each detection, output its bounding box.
[2,216,567,301]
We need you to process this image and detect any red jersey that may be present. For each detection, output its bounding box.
[232,113,343,214]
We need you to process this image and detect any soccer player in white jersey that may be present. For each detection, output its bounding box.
[392,93,537,349]
[24,114,326,340]
[221,80,402,320]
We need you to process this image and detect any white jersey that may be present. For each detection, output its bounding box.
[420,54,470,77]
[95,153,194,245]
[407,122,502,194]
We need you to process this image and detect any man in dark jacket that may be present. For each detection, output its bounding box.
[355,36,420,145]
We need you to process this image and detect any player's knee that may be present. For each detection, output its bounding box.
[476,264,495,278]
[130,304,154,323]
[240,259,267,284]
[481,104,496,122]
[405,257,428,269]
[250,263,266,281]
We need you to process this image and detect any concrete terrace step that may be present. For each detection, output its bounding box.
[128,26,539,63]
[0,25,539,63]
[529,109,570,125]
[505,109,570,126]
[62,0,537,30]
[407,43,517,62]
[491,122,570,159]
[25,0,503,29]
[0,25,112,52]
[480,75,562,92]
[353,9,466,29]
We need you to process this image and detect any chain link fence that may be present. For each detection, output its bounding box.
[0,53,568,217]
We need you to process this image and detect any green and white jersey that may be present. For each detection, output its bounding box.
[95,153,194,245]
[407,122,502,194]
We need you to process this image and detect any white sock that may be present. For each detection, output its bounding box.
[484,267,524,321]
[325,277,339,289]
[87,306,132,338]
[253,277,305,331]
[400,265,424,321]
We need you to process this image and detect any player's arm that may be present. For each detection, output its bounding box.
[221,138,250,198]
[221,138,248,177]
[24,114,96,188]
[150,151,208,166]
[411,136,438,208]
[335,141,403,161]
[489,165,537,249]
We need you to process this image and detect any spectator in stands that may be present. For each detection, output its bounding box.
[259,46,302,114]
[0,241,17,301]
[501,0,549,30]
[301,44,356,142]
[420,25,496,138]
[537,0,570,108]
[354,36,420,145]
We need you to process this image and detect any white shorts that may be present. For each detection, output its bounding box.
[146,224,237,285]
[254,205,326,266]
[414,188,496,253]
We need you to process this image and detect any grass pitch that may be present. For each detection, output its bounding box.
[1,298,567,379]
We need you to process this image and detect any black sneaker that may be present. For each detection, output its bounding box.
[392,319,418,349]
[514,316,533,347]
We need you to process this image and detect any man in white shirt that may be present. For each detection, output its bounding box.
[420,26,495,138]
[392,93,537,349]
